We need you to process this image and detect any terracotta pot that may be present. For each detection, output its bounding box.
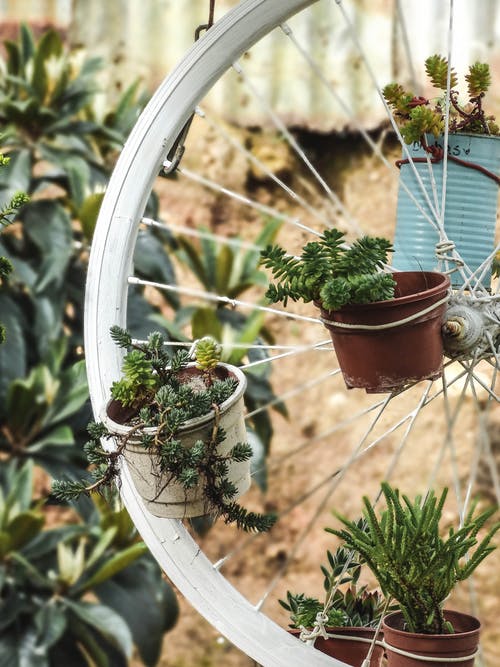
[289,628,383,667]
[382,611,480,667]
[318,271,450,393]
[102,362,251,518]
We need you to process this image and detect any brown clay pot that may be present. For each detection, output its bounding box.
[318,271,450,393]
[382,611,480,667]
[290,627,384,667]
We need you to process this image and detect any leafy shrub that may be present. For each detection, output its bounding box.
[0,461,178,666]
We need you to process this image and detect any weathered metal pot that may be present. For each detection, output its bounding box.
[393,133,500,288]
[102,363,251,518]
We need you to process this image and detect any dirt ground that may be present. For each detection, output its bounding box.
[132,121,500,667]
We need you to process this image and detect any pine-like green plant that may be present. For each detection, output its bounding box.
[279,540,387,630]
[260,228,395,311]
[383,54,499,145]
[54,328,275,533]
[327,482,499,635]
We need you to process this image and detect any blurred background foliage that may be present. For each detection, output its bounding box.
[0,22,281,665]
[0,24,180,666]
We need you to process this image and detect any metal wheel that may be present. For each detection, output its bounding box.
[85,1,500,665]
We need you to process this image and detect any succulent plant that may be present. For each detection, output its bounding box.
[328,482,499,634]
[54,328,275,533]
[260,228,395,311]
[383,54,500,145]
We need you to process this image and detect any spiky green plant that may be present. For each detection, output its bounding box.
[279,540,387,630]
[260,228,395,311]
[383,54,499,145]
[54,327,276,533]
[327,482,499,635]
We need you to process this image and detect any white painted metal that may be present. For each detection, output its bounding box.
[85,1,347,664]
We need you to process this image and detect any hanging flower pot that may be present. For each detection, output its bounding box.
[393,133,500,287]
[382,610,480,667]
[289,627,384,667]
[318,271,450,393]
[103,362,251,519]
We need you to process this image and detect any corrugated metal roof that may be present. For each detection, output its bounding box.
[1,0,499,131]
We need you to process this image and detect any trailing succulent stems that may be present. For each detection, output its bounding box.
[383,54,499,147]
[328,482,500,635]
[53,328,276,533]
[260,228,395,311]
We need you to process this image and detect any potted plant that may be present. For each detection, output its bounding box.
[328,482,500,666]
[53,327,275,532]
[384,54,500,285]
[260,228,450,393]
[280,540,387,666]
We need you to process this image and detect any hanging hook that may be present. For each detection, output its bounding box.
[163,0,217,175]
[195,0,216,40]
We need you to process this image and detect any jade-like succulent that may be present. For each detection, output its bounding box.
[383,54,499,145]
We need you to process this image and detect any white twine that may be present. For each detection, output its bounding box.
[297,618,479,664]
[319,295,450,331]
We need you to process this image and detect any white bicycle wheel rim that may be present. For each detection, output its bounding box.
[85,1,345,665]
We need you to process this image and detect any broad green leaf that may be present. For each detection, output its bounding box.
[10,552,49,586]
[34,601,67,650]
[134,229,179,308]
[64,600,133,658]
[28,425,74,453]
[85,527,117,570]
[32,30,63,102]
[0,533,12,559]
[191,308,223,342]
[96,562,179,667]
[5,461,33,514]
[201,233,217,290]
[20,24,35,67]
[21,524,86,561]
[6,366,54,437]
[0,149,32,198]
[66,615,110,667]
[3,39,21,77]
[23,201,73,292]
[7,512,44,552]
[242,218,282,277]
[44,359,88,426]
[215,244,234,294]
[79,192,104,242]
[33,292,65,358]
[176,235,207,287]
[76,542,148,593]
[126,285,165,341]
[0,295,26,411]
[99,506,135,548]
[227,309,266,365]
[63,155,90,209]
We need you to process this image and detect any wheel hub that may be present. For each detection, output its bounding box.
[442,295,500,359]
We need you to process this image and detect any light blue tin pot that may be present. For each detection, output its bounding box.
[393,134,500,288]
